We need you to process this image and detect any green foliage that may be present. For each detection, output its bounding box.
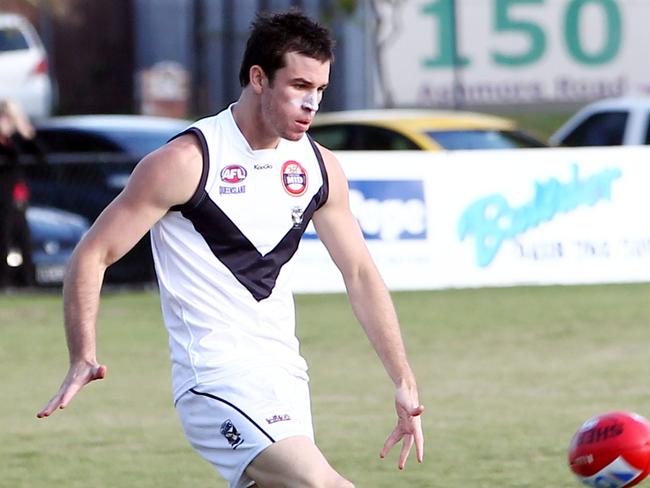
[3,284,650,486]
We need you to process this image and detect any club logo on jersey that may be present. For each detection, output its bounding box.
[291,206,304,228]
[220,165,248,183]
[281,160,308,196]
[220,419,244,449]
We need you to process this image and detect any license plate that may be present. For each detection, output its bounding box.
[36,264,66,284]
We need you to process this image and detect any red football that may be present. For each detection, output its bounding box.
[568,411,650,487]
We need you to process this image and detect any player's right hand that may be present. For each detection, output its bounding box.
[36,361,107,418]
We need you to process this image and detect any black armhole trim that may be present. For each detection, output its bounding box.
[170,127,210,213]
[307,134,329,210]
[189,388,276,443]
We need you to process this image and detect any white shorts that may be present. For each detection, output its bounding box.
[175,365,314,488]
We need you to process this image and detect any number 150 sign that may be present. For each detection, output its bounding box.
[382,0,649,106]
[425,0,621,67]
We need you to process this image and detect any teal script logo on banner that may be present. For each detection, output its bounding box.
[458,164,622,267]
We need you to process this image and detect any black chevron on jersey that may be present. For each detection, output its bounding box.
[181,189,325,301]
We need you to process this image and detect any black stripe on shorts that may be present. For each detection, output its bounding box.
[189,388,276,443]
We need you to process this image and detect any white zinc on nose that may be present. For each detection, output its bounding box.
[292,90,319,112]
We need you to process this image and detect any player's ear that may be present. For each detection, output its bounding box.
[250,65,267,94]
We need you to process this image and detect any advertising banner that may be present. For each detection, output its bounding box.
[379,0,650,107]
[292,146,650,292]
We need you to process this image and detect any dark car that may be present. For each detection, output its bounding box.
[34,115,191,157]
[4,205,89,287]
[25,115,190,283]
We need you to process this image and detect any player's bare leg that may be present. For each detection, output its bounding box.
[245,436,354,488]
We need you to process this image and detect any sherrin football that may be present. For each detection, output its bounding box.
[568,411,650,487]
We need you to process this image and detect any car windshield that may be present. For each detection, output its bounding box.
[426,130,545,150]
[0,27,29,51]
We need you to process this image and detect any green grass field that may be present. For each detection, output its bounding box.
[3,284,650,487]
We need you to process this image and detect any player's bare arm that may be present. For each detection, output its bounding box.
[311,143,424,469]
[37,134,203,418]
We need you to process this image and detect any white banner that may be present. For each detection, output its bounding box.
[379,0,650,107]
[292,146,650,292]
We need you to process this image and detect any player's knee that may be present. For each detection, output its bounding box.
[251,472,353,488]
[298,470,355,488]
[335,477,355,488]
[299,476,354,488]
[246,436,355,488]
[325,473,355,488]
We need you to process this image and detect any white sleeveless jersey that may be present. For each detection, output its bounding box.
[150,106,329,400]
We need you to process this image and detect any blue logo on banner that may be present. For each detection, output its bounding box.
[458,164,622,267]
[303,180,427,241]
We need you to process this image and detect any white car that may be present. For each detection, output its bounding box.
[0,13,54,119]
[549,97,650,147]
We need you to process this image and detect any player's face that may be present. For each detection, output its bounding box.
[261,52,330,141]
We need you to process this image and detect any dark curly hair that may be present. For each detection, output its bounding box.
[239,9,335,87]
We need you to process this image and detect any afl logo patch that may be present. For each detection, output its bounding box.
[221,165,247,183]
[281,160,308,196]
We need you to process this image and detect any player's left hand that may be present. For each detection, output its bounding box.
[380,383,425,469]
